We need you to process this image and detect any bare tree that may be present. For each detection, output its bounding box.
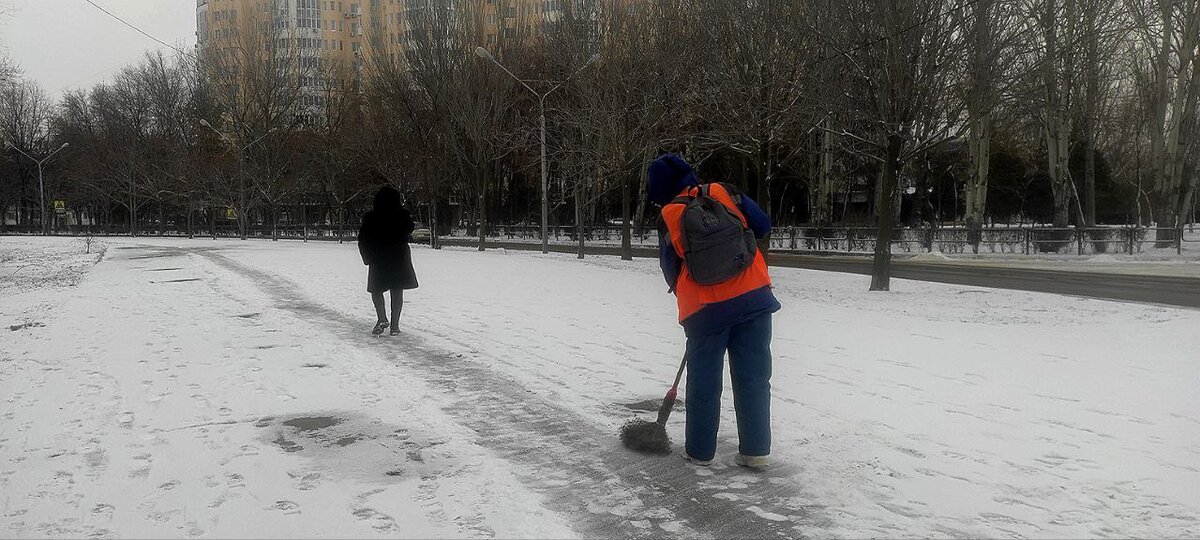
[694,0,814,224]
[956,0,1024,250]
[1127,0,1200,241]
[1070,0,1123,228]
[822,0,967,290]
[199,7,313,239]
[0,2,16,87]
[1,80,55,227]
[1019,0,1089,231]
[303,60,366,243]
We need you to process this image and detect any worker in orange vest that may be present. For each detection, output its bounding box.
[648,153,780,469]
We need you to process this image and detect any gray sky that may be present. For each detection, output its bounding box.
[1,0,196,100]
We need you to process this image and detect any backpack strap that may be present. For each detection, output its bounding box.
[715,182,744,205]
[669,183,745,209]
[668,185,700,206]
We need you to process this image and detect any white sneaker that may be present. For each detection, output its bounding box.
[735,453,769,469]
[682,452,713,467]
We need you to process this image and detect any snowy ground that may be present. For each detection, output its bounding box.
[2,235,1199,538]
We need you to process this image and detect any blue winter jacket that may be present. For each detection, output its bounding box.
[647,154,781,337]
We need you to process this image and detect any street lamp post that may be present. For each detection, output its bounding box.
[5,141,70,235]
[475,47,598,254]
[199,120,276,240]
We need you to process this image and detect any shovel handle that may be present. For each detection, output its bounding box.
[670,352,688,392]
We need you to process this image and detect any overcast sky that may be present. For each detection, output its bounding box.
[1,0,196,100]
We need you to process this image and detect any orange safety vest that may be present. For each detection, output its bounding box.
[660,183,772,323]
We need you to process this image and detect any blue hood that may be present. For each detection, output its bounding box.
[647,153,699,206]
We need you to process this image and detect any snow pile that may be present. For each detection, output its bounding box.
[1086,253,1121,263]
[906,251,953,262]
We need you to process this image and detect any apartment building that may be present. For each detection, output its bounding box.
[197,0,569,78]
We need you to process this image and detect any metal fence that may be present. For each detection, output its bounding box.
[2,223,1194,255]
[0,224,361,241]
[768,225,1192,255]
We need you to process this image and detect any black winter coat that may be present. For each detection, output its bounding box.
[358,203,418,293]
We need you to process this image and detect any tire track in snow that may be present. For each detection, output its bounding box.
[192,246,819,539]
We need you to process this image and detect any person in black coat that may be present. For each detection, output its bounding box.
[357,186,419,335]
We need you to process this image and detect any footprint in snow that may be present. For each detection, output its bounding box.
[272,500,300,515]
[158,480,180,491]
[288,470,323,491]
[352,508,397,532]
[91,504,115,520]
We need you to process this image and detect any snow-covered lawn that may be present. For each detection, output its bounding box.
[2,235,1198,538]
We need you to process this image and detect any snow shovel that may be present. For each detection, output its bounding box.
[620,353,688,455]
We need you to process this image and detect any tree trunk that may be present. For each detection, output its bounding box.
[1046,109,1073,229]
[816,128,835,225]
[477,166,486,252]
[620,173,632,261]
[1041,0,1075,233]
[429,196,440,250]
[128,178,136,236]
[337,203,346,245]
[576,182,585,260]
[633,148,651,238]
[1083,136,1096,226]
[870,135,903,291]
[1080,0,1100,229]
[1148,0,1173,242]
[807,131,820,224]
[965,112,992,253]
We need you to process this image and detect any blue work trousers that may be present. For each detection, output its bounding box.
[684,312,772,461]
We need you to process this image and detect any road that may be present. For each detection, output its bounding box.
[439,239,1200,309]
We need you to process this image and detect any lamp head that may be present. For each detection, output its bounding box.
[474,47,493,61]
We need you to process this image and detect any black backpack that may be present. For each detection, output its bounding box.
[668,183,758,285]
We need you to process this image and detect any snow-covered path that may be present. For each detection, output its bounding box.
[3,236,1199,538]
[196,246,807,539]
[1,240,576,538]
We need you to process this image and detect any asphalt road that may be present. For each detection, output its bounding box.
[439,238,1200,310]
